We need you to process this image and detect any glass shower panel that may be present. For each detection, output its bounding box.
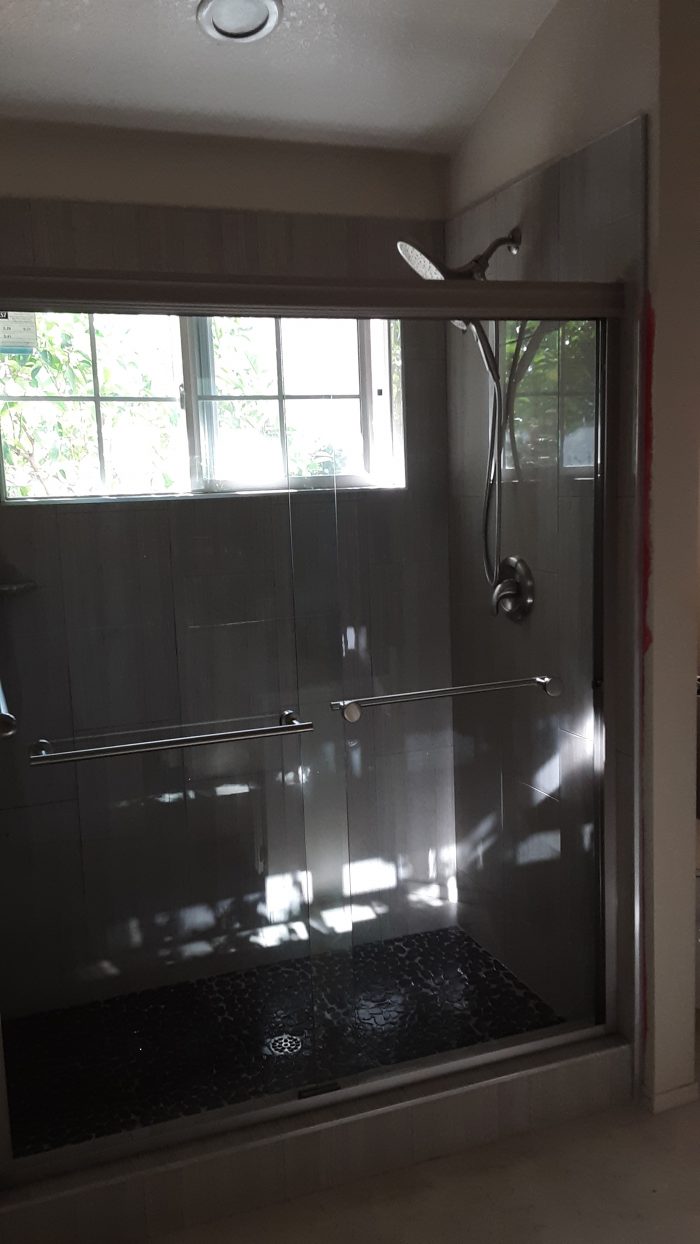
[0,316,322,1156]
[327,317,603,1079]
[0,307,605,1161]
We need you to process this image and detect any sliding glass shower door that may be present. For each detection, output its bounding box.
[0,311,354,1156]
[0,306,604,1163]
[310,315,603,1082]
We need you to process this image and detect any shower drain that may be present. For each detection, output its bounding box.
[266,1033,303,1056]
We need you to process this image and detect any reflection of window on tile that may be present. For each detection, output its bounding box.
[0,311,406,501]
[501,320,598,474]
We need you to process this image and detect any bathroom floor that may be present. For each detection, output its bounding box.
[3,926,560,1157]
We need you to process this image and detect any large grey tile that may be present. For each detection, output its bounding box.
[614,747,636,1041]
[559,119,646,276]
[447,329,492,499]
[557,496,595,740]
[530,1054,614,1126]
[178,618,298,724]
[499,775,568,1013]
[283,1127,332,1200]
[499,689,561,801]
[558,728,599,1020]
[367,558,452,692]
[324,1108,415,1186]
[0,801,85,1014]
[492,163,561,283]
[412,1084,499,1163]
[59,504,180,733]
[179,1141,286,1226]
[372,743,456,890]
[0,504,75,808]
[500,477,559,575]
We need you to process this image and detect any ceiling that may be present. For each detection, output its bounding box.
[0,0,558,152]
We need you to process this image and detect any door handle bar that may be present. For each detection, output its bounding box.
[331,675,562,723]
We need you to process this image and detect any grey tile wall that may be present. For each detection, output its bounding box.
[447,119,645,1036]
[0,328,456,1013]
[288,320,456,950]
[0,504,75,812]
[0,199,444,284]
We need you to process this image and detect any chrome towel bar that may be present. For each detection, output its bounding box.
[330,675,562,723]
[29,712,313,766]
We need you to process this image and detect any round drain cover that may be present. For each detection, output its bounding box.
[266,1033,302,1056]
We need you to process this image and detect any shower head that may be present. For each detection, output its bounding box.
[396,228,522,333]
[396,227,522,283]
[396,241,447,282]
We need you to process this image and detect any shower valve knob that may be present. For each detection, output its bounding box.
[491,557,535,622]
[492,578,520,615]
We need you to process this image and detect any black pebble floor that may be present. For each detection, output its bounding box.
[4,926,561,1156]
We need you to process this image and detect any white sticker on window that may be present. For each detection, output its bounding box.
[0,311,38,355]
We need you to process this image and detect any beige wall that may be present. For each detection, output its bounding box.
[0,120,448,220]
[450,0,658,215]
[449,0,700,1112]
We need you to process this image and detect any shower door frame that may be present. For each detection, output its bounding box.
[0,273,631,1186]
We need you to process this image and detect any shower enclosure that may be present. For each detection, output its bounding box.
[0,278,617,1171]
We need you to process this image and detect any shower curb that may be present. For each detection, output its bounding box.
[0,1036,631,1242]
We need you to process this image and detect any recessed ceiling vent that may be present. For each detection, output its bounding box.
[196,0,283,43]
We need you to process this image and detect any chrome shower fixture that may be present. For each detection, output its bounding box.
[396,225,536,624]
[396,228,521,284]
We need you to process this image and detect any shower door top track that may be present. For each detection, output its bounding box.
[0,272,626,322]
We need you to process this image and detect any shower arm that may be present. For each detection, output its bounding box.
[456,231,523,281]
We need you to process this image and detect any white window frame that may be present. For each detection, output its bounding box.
[181,315,405,495]
[0,313,405,502]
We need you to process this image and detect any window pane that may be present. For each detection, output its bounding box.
[562,396,595,469]
[0,313,93,397]
[560,321,597,389]
[94,315,183,397]
[102,403,190,495]
[0,400,101,498]
[511,322,560,395]
[213,399,284,487]
[280,320,360,396]
[206,317,278,397]
[285,398,364,478]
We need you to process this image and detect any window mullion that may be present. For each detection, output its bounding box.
[274,318,288,484]
[179,318,203,491]
[87,313,106,489]
[357,319,373,476]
